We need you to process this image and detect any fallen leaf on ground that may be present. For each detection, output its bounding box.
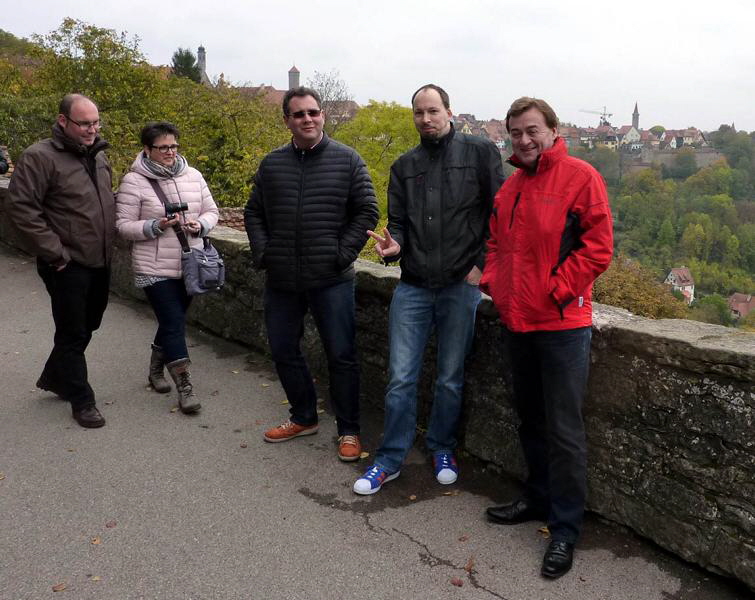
[280,400,289,405]
[443,489,460,496]
[90,537,101,545]
[240,443,248,448]
[231,370,240,374]
[450,577,463,587]
[316,408,324,414]
[538,525,551,538]
[464,556,475,574]
[104,401,114,405]
[409,494,417,501]
[105,520,116,528]
[52,582,67,592]
[261,383,270,388]
[66,448,75,453]
[458,535,469,542]
[170,407,179,413]
[359,451,369,459]
[90,575,101,582]
[0,473,5,480]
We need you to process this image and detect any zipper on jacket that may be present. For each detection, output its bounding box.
[294,149,306,289]
[508,192,521,229]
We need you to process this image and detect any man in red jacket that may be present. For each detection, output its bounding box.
[479,97,613,579]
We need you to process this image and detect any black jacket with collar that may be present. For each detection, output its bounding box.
[244,133,379,291]
[386,125,504,289]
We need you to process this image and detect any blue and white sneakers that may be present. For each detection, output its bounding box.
[353,465,400,495]
[433,453,458,485]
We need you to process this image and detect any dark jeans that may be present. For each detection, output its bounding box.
[505,326,592,544]
[264,280,359,436]
[37,259,110,410]
[142,278,192,363]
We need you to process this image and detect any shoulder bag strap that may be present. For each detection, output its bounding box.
[147,178,191,253]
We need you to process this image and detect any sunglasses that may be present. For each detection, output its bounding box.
[289,109,322,119]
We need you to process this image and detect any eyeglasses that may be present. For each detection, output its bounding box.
[289,109,322,119]
[66,116,102,130]
[150,144,180,154]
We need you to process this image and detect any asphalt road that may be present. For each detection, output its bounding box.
[0,243,749,600]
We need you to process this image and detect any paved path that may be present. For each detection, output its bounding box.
[0,244,749,600]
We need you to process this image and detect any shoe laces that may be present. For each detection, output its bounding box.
[436,454,454,469]
[339,434,358,447]
[279,420,296,431]
[363,465,385,481]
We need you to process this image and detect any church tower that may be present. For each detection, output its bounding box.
[632,102,640,130]
[288,65,300,89]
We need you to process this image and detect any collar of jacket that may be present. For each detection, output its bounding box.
[50,123,110,158]
[289,132,330,157]
[506,136,567,175]
[420,122,455,154]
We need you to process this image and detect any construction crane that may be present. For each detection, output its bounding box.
[580,106,613,127]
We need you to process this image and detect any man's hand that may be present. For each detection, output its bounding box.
[465,265,482,286]
[367,227,401,258]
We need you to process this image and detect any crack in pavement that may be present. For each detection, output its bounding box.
[298,487,510,599]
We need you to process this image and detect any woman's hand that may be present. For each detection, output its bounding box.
[183,219,202,235]
[157,215,180,231]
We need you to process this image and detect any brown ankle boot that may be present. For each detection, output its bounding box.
[166,358,201,414]
[148,345,171,393]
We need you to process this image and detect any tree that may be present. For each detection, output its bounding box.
[307,69,353,136]
[171,47,201,83]
[689,294,733,326]
[649,125,665,137]
[335,101,418,214]
[592,255,688,319]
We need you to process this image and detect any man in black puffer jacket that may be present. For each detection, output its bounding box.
[244,86,378,461]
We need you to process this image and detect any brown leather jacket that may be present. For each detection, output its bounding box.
[6,124,115,268]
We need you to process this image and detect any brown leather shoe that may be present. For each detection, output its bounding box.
[72,406,106,428]
[337,434,361,462]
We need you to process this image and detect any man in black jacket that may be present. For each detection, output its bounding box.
[354,84,504,494]
[244,87,378,461]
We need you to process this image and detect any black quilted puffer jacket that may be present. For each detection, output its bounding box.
[244,134,379,291]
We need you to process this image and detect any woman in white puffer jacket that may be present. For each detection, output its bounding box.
[116,121,218,414]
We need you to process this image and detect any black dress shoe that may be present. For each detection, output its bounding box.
[486,498,547,524]
[72,406,106,428]
[541,540,574,579]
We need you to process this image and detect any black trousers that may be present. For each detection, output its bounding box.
[505,326,592,544]
[263,280,360,436]
[37,259,110,410]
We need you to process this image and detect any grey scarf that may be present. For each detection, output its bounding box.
[141,152,188,179]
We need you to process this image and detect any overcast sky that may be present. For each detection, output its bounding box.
[6,0,755,131]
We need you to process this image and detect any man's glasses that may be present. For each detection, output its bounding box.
[289,109,322,119]
[66,117,102,130]
[151,144,180,154]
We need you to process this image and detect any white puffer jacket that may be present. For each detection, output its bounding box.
[116,155,219,278]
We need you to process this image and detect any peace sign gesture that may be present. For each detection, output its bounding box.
[367,227,401,258]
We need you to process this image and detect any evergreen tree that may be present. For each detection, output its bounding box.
[171,47,201,83]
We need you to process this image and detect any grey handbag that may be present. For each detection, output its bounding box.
[147,179,225,295]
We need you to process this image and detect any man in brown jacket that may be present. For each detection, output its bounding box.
[7,94,115,428]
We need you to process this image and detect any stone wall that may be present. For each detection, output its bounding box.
[1,181,753,589]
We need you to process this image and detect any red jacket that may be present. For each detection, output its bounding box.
[479,138,613,332]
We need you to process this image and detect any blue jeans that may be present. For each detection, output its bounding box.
[505,326,592,544]
[374,280,481,473]
[143,278,192,363]
[264,280,359,436]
